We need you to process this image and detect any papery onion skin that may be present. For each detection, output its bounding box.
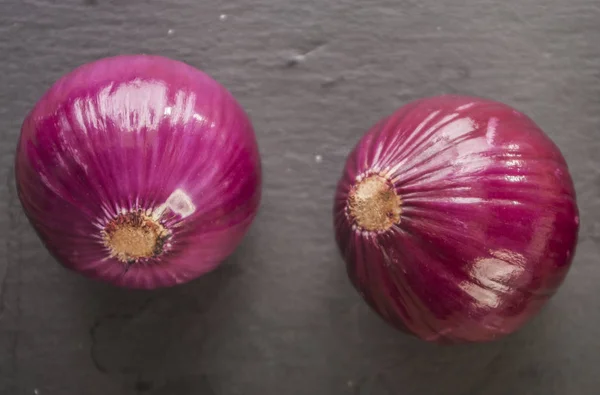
[334,95,579,343]
[15,55,261,289]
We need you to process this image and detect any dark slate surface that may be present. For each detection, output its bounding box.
[1,0,599,394]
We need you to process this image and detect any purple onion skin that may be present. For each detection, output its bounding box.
[334,95,579,343]
[15,55,261,289]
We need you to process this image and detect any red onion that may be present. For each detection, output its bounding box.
[15,55,261,289]
[334,95,579,343]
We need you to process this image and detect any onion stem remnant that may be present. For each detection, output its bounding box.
[102,210,169,263]
[347,174,401,232]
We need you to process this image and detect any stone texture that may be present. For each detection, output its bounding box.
[1,0,599,394]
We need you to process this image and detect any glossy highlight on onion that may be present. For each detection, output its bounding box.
[334,95,579,343]
[15,55,261,289]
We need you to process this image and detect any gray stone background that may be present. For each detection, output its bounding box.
[0,0,599,394]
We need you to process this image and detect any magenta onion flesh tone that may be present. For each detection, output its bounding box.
[334,95,579,343]
[16,55,261,289]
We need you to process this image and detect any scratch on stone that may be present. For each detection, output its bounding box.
[304,41,328,56]
[0,266,9,319]
[89,297,155,374]
[463,351,504,395]
[321,76,345,88]
[89,316,109,374]
[285,41,328,68]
